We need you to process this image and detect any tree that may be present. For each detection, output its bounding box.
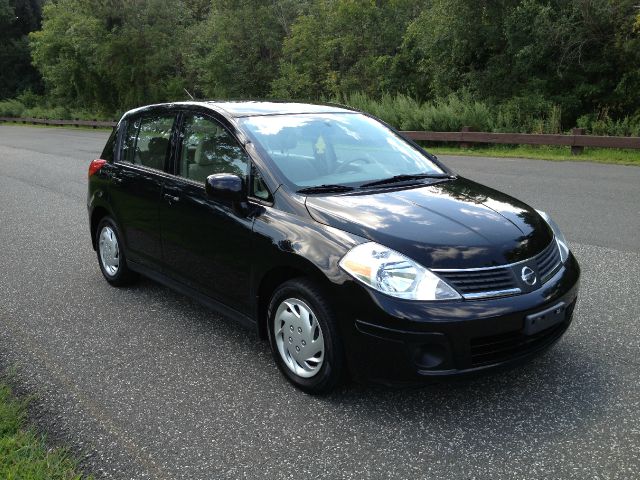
[403,0,640,124]
[272,0,424,100]
[186,0,308,99]
[0,0,43,99]
[30,0,195,113]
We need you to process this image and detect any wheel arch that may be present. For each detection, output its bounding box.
[255,262,331,340]
[90,206,111,250]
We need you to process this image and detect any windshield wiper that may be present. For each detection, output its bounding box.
[360,173,454,189]
[297,184,355,194]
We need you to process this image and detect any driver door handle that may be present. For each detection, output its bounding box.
[163,193,180,204]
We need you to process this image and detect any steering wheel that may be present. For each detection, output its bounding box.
[334,156,375,174]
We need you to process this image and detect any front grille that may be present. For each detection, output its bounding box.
[436,269,518,296]
[434,239,562,299]
[469,315,572,367]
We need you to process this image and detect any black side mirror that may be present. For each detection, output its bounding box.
[205,173,245,202]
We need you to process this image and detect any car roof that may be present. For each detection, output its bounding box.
[124,101,357,119]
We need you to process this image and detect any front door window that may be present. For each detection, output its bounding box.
[179,114,249,183]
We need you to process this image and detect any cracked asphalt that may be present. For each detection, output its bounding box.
[0,125,639,479]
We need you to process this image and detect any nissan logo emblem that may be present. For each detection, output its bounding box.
[521,266,537,286]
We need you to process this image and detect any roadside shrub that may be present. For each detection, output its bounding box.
[4,89,638,136]
[22,105,70,119]
[68,109,118,121]
[0,99,26,117]
[491,95,562,134]
[0,97,117,121]
[577,110,640,137]
[333,91,493,132]
[419,92,493,132]
[15,90,43,109]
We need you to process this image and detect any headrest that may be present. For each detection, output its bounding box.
[272,128,297,151]
[148,137,168,156]
[194,137,217,165]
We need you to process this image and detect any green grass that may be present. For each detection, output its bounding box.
[424,144,640,166]
[0,382,89,479]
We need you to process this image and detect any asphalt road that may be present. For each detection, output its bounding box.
[1,125,639,479]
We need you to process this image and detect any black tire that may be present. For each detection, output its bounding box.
[267,278,346,395]
[95,216,138,286]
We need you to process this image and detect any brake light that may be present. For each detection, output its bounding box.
[88,159,107,177]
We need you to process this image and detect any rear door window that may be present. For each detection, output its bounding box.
[122,113,175,171]
[178,114,249,183]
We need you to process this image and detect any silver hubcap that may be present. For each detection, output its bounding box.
[98,225,120,277]
[274,298,325,378]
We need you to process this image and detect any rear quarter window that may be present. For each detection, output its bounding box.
[101,127,117,162]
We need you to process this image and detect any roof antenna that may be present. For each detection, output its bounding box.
[184,88,195,101]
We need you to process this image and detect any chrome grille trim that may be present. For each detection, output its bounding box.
[462,288,522,300]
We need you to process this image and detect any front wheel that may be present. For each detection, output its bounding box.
[267,278,345,395]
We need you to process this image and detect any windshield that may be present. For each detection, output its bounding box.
[239,113,445,190]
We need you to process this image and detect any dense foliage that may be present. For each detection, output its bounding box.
[2,0,639,134]
[0,0,43,99]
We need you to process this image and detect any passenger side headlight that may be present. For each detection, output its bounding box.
[339,242,461,301]
[536,210,570,263]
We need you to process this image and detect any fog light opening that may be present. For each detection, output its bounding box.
[414,343,447,370]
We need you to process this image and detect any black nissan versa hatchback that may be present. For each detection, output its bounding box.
[87,101,580,394]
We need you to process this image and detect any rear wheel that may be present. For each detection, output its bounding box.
[96,217,138,286]
[267,278,345,394]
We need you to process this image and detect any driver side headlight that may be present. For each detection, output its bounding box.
[536,210,570,263]
[339,242,461,301]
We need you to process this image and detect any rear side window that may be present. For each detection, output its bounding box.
[178,114,249,183]
[101,127,117,162]
[122,114,175,170]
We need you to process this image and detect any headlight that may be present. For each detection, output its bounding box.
[339,242,461,301]
[536,210,570,263]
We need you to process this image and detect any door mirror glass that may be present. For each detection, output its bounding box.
[205,173,245,202]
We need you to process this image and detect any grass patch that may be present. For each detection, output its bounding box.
[0,382,89,479]
[424,144,640,166]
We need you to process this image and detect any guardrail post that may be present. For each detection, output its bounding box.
[460,126,473,149]
[571,128,585,155]
[75,118,79,128]
[92,119,97,129]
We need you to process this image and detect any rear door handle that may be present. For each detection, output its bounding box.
[163,193,180,204]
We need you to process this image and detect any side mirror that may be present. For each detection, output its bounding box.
[205,173,245,202]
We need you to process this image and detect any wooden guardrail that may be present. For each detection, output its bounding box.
[403,127,640,154]
[0,116,117,128]
[2,117,639,154]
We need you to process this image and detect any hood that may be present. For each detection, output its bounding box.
[304,177,553,269]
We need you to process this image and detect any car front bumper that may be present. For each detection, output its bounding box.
[336,253,581,385]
